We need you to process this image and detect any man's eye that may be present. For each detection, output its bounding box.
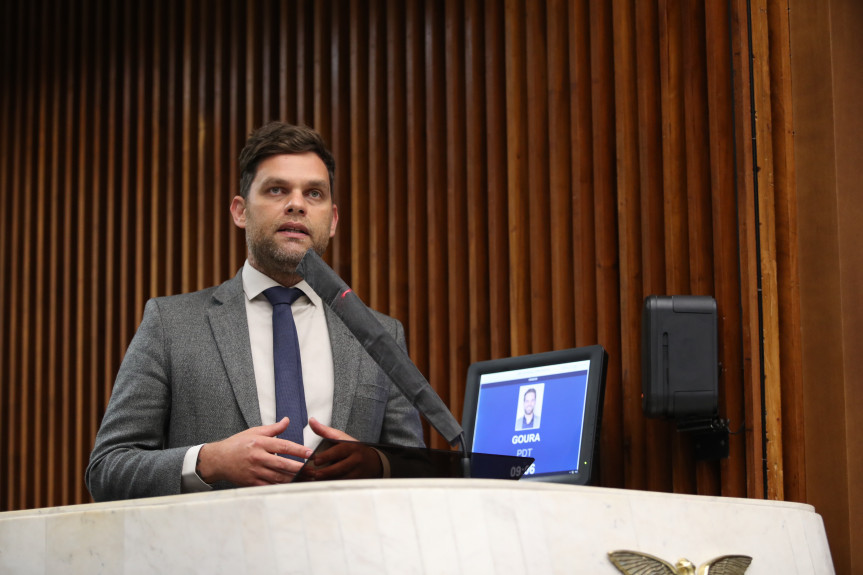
[269,187,285,194]
[308,190,322,198]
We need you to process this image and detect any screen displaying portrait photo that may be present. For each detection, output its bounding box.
[470,360,590,479]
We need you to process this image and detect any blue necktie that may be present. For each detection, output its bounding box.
[264,287,307,453]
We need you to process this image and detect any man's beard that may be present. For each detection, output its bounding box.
[246,228,329,277]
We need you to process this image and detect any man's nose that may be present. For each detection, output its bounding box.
[284,190,306,213]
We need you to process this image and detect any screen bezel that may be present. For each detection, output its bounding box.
[462,345,607,485]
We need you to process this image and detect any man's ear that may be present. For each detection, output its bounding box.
[230,196,247,228]
[329,204,339,238]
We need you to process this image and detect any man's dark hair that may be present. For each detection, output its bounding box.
[524,388,537,400]
[238,122,336,199]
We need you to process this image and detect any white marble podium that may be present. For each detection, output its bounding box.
[0,478,833,574]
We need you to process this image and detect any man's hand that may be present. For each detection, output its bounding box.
[197,418,312,486]
[307,417,383,480]
[308,416,356,442]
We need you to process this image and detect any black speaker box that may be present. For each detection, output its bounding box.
[642,295,718,419]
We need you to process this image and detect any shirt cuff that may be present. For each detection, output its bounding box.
[181,444,213,493]
[371,447,391,479]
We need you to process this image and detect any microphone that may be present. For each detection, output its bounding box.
[295,249,466,449]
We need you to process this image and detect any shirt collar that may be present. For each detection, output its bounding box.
[241,260,322,308]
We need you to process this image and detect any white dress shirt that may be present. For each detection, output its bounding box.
[181,261,335,491]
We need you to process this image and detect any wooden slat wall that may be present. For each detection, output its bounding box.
[0,0,805,511]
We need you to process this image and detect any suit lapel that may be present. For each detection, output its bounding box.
[326,307,361,430]
[208,272,263,428]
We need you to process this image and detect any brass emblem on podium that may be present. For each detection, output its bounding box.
[608,550,752,574]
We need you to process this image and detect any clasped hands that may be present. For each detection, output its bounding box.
[195,417,382,487]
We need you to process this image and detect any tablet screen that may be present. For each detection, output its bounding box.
[463,346,607,485]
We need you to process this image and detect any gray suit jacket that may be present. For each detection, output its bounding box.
[86,271,424,501]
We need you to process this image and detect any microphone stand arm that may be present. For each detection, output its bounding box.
[296,250,467,458]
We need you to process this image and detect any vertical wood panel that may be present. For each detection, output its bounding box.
[635,0,673,494]
[261,1,275,122]
[197,2,216,289]
[504,0,530,357]
[45,0,67,507]
[525,2,552,354]
[328,1,351,280]
[612,0,646,491]
[369,0,390,311]
[444,0,469,420]
[484,0,510,361]
[32,0,50,509]
[73,0,92,504]
[296,0,314,125]
[101,0,118,470]
[387,0,409,326]
[27,0,43,508]
[659,0,698,495]
[569,0,598,347]
[590,0,624,488]
[277,3,292,127]
[15,0,33,509]
[314,1,333,140]
[117,1,133,396]
[546,0,575,352]
[465,0,491,366]
[749,0,785,501]
[350,0,370,299]
[683,1,714,295]
[405,0,429,385]
[164,0,180,296]
[659,1,690,288]
[0,0,11,512]
[33,88,47,509]
[683,0,722,497]
[227,0,245,274]
[133,0,151,322]
[149,0,163,298]
[59,0,78,504]
[181,0,195,292]
[424,0,450,447]
[789,0,863,568]
[730,0,766,500]
[705,0,747,498]
[91,0,107,505]
[766,0,805,505]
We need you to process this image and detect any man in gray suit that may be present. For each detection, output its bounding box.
[86,122,424,502]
